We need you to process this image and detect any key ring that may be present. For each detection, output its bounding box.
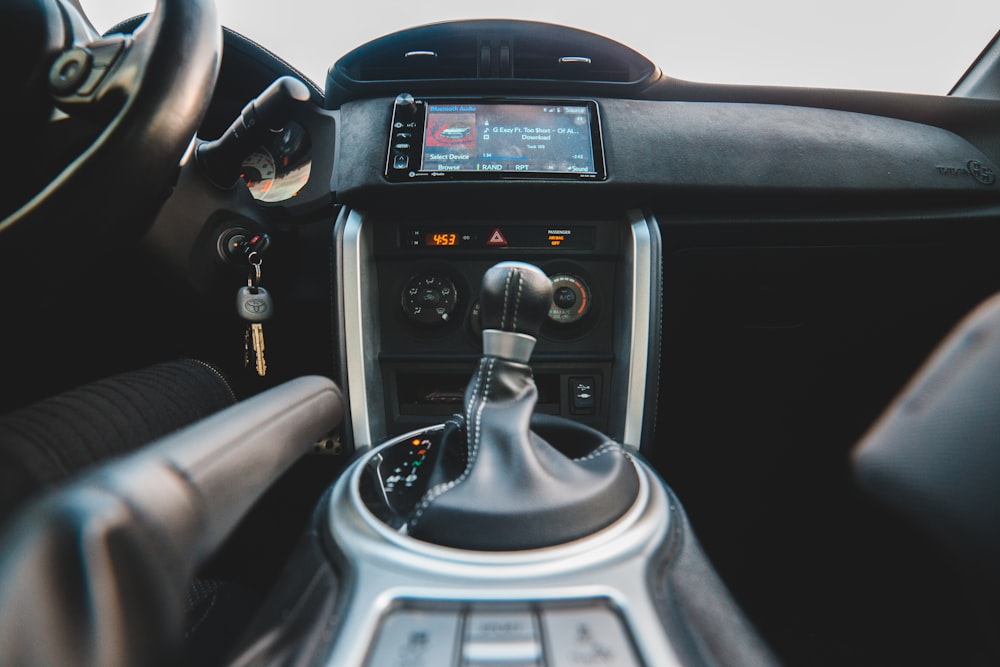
[247,251,262,287]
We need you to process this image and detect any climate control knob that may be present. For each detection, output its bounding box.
[547,274,591,324]
[402,274,458,325]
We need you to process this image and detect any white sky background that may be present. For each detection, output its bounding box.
[85,0,1000,95]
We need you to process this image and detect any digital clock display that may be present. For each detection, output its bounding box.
[406,226,596,250]
[425,232,459,246]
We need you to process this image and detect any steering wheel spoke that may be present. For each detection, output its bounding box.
[1,0,221,254]
[49,34,133,119]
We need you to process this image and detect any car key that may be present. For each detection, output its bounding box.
[237,252,272,377]
[238,287,271,376]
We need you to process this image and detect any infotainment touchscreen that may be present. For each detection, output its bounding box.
[386,98,606,181]
[423,103,596,174]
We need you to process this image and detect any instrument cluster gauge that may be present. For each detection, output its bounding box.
[239,121,313,203]
[240,149,277,200]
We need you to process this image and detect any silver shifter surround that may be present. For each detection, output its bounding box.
[319,427,683,667]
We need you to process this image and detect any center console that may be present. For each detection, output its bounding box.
[324,260,678,666]
[271,251,776,667]
[337,208,658,451]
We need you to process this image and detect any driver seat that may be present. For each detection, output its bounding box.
[0,359,344,667]
[0,358,237,522]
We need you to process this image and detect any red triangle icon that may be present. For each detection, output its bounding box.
[487,228,508,246]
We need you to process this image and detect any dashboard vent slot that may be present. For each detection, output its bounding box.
[354,37,478,81]
[512,41,649,82]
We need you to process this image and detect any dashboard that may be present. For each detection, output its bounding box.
[142,17,1000,667]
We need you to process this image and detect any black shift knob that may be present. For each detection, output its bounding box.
[479,262,552,337]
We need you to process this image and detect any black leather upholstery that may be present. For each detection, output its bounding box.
[478,260,553,334]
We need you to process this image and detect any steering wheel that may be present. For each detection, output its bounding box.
[0,0,220,251]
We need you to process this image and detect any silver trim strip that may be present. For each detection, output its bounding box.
[624,211,653,450]
[482,329,536,362]
[341,209,374,450]
[321,436,681,667]
[559,56,593,64]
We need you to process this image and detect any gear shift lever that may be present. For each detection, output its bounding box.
[404,261,639,550]
[477,259,553,360]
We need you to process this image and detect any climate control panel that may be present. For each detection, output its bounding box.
[401,273,458,325]
[402,271,593,328]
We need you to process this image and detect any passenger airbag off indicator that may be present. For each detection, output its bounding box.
[487,228,508,246]
[547,228,573,246]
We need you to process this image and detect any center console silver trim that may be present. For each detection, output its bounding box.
[341,208,376,450]
[624,210,654,450]
[320,432,682,667]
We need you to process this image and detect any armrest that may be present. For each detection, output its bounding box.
[0,375,344,667]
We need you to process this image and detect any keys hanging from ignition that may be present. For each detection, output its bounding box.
[237,251,272,377]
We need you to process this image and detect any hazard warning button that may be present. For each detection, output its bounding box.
[486,228,508,247]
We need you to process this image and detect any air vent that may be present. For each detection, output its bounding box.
[354,37,478,80]
[508,29,655,83]
[514,49,637,82]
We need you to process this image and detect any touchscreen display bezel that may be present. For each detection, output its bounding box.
[385,98,607,182]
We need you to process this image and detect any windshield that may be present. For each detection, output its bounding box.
[87,0,1000,95]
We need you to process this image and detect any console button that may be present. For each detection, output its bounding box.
[553,286,577,309]
[541,606,642,667]
[392,153,409,170]
[364,609,461,667]
[463,611,543,665]
[547,274,591,324]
